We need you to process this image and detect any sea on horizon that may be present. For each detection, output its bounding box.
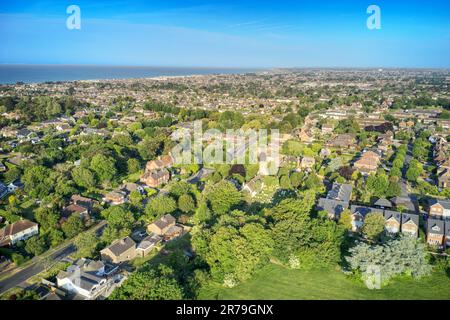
[0,65,263,84]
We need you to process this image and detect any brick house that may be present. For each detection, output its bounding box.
[140,168,170,187]
[426,218,445,248]
[147,214,176,236]
[100,236,136,264]
[428,199,450,219]
[400,213,419,237]
[353,151,381,174]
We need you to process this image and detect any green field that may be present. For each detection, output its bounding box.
[199,263,450,300]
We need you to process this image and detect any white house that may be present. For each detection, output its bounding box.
[56,258,116,300]
[0,219,39,246]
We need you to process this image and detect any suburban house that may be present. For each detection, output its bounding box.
[100,236,136,264]
[353,151,381,174]
[391,196,417,213]
[120,182,145,196]
[147,214,176,236]
[428,199,450,220]
[426,218,445,248]
[298,127,314,143]
[136,233,162,257]
[70,195,96,211]
[0,219,39,247]
[327,133,356,149]
[373,198,393,209]
[140,168,170,188]
[383,210,402,234]
[145,154,174,171]
[437,169,450,188]
[163,225,185,241]
[350,205,383,232]
[103,190,126,205]
[60,204,90,223]
[316,183,352,220]
[56,258,118,300]
[401,213,420,237]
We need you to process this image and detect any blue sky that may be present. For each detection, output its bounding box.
[0,0,449,67]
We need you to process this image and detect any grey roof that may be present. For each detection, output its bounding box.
[391,196,416,212]
[383,210,402,223]
[428,198,450,210]
[57,258,106,292]
[445,223,450,237]
[374,198,393,208]
[401,213,419,227]
[137,233,162,250]
[317,198,349,218]
[152,214,176,230]
[103,236,136,257]
[427,218,445,234]
[327,183,352,202]
[350,205,383,217]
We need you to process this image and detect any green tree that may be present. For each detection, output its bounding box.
[71,167,96,190]
[178,194,196,213]
[206,180,242,216]
[145,196,177,221]
[127,158,141,174]
[362,213,385,241]
[22,165,53,198]
[73,231,98,259]
[101,206,135,229]
[61,216,85,239]
[109,265,184,300]
[25,236,48,256]
[90,154,117,183]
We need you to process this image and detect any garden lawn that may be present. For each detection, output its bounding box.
[199,263,450,300]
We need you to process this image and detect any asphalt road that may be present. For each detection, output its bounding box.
[0,220,107,295]
[0,244,76,294]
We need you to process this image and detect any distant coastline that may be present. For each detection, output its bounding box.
[0,65,264,85]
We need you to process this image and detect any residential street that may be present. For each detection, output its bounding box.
[0,220,107,295]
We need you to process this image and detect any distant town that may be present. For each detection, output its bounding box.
[0,68,449,300]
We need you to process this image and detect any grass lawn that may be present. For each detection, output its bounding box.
[199,263,450,300]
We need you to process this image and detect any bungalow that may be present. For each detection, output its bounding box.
[428,199,450,220]
[383,210,402,234]
[426,218,445,248]
[147,214,176,236]
[100,236,136,264]
[103,191,126,205]
[163,225,185,241]
[400,213,419,237]
[353,151,381,175]
[56,258,118,300]
[140,168,170,188]
[136,233,162,257]
[0,219,39,246]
